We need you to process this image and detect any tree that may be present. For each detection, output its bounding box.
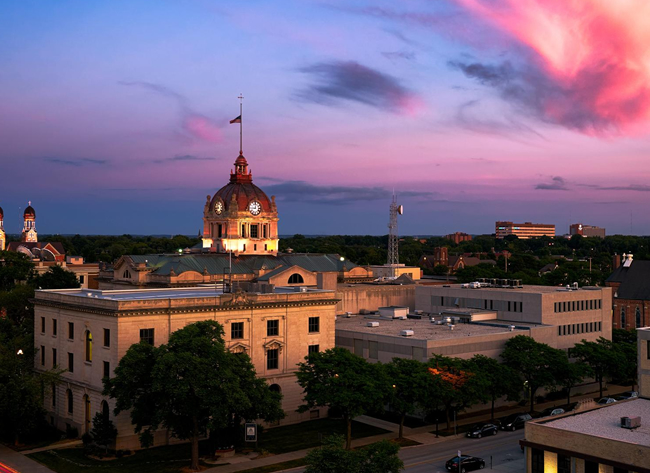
[501,336,566,412]
[304,435,403,473]
[296,348,387,450]
[427,355,489,429]
[383,358,429,439]
[90,412,118,453]
[572,338,621,398]
[611,330,638,390]
[32,265,80,289]
[470,355,520,421]
[0,251,34,291]
[551,354,586,404]
[104,320,283,471]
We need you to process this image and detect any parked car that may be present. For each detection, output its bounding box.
[597,397,617,405]
[539,407,565,418]
[617,391,638,399]
[466,423,498,438]
[445,455,486,472]
[500,413,532,431]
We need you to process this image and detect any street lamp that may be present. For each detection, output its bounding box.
[16,349,23,356]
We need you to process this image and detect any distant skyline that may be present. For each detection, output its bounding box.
[2,1,650,236]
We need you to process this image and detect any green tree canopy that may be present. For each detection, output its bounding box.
[383,358,430,439]
[296,347,388,449]
[501,335,566,412]
[572,337,623,398]
[104,320,284,470]
[304,435,403,473]
[33,265,80,289]
[0,251,34,291]
[470,354,521,420]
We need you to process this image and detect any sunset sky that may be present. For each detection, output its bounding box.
[2,0,650,236]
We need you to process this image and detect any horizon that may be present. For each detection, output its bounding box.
[3,1,650,235]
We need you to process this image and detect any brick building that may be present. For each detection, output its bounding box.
[444,232,472,244]
[606,254,650,330]
[569,223,605,238]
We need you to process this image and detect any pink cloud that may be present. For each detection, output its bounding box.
[183,114,222,143]
[451,0,650,134]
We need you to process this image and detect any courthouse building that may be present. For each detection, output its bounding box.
[34,285,337,449]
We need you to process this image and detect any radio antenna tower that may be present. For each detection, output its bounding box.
[387,193,403,277]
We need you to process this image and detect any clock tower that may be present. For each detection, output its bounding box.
[202,152,279,256]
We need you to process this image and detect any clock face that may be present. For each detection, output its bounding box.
[249,201,262,216]
[215,201,223,215]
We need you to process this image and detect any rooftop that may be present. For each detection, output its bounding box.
[423,283,607,294]
[336,315,529,340]
[542,398,650,445]
[37,286,330,302]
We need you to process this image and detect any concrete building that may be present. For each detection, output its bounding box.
[496,221,555,239]
[34,285,337,449]
[606,254,650,331]
[569,223,606,238]
[367,264,421,281]
[520,327,650,473]
[336,282,611,364]
[445,232,472,244]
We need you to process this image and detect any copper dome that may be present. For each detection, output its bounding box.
[210,153,273,213]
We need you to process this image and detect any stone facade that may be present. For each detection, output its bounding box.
[34,286,337,449]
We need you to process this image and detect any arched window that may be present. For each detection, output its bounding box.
[67,389,73,415]
[636,307,642,328]
[101,400,110,421]
[621,307,626,328]
[269,383,281,393]
[123,270,131,279]
[288,273,304,284]
[85,331,92,362]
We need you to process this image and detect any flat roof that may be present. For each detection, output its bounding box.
[421,284,607,294]
[336,316,528,340]
[542,399,650,445]
[38,286,330,302]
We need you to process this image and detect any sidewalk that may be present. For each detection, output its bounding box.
[0,444,55,473]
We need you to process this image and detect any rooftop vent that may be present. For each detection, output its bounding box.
[414,310,424,315]
[509,325,516,332]
[448,324,455,330]
[621,416,641,429]
[400,329,414,337]
[367,321,379,328]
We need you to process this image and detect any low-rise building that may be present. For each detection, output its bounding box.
[445,232,472,244]
[34,285,338,449]
[496,221,555,239]
[606,254,650,331]
[520,327,650,473]
[569,223,606,238]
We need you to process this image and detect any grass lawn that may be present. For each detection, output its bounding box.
[27,441,218,473]
[258,418,389,454]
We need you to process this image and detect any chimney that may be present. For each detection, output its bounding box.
[613,254,621,270]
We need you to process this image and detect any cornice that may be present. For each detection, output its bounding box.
[32,297,340,318]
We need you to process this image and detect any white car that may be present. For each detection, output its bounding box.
[597,397,617,405]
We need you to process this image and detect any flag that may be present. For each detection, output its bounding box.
[230,115,241,124]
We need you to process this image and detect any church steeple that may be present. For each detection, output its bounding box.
[21,201,37,243]
[0,206,5,251]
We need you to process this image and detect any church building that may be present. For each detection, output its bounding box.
[0,206,5,251]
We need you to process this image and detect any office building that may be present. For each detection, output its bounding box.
[496,221,555,239]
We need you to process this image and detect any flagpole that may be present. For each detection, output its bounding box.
[238,93,243,153]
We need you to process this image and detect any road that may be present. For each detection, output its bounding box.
[401,430,524,472]
[288,429,524,473]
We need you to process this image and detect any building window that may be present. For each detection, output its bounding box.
[68,352,74,373]
[68,322,74,340]
[53,319,57,336]
[585,461,599,473]
[621,307,626,328]
[308,317,320,333]
[267,320,279,337]
[52,348,57,367]
[636,307,642,328]
[103,328,110,347]
[354,339,363,356]
[101,400,110,421]
[103,361,110,379]
[531,448,544,473]
[41,317,45,333]
[267,348,279,370]
[79,275,85,284]
[368,341,378,359]
[41,346,45,366]
[85,331,93,362]
[123,270,131,279]
[231,322,244,339]
[140,328,154,345]
[557,455,570,473]
[288,273,304,284]
[250,225,259,238]
[67,389,73,414]
[647,340,650,360]
[308,344,320,354]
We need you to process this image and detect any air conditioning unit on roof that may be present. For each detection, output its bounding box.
[400,329,414,337]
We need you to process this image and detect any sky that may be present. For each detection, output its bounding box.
[2,0,650,236]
